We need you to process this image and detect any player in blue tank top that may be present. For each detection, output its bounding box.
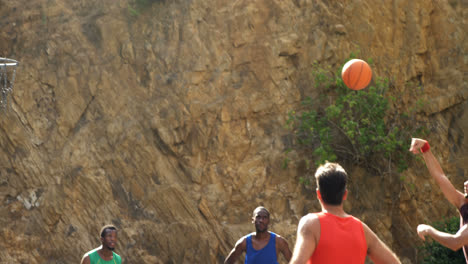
[224,207,292,263]
[245,231,278,263]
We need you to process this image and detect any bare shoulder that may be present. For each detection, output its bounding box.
[361,221,371,232]
[238,232,255,242]
[80,255,90,264]
[289,213,320,263]
[274,233,289,245]
[301,213,319,221]
[360,221,375,242]
[361,221,388,251]
[296,213,320,240]
[299,213,320,228]
[234,233,251,249]
[361,221,376,240]
[274,232,286,239]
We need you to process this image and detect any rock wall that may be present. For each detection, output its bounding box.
[0,0,466,263]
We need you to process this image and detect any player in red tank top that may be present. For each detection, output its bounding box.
[289,162,401,264]
[307,212,367,264]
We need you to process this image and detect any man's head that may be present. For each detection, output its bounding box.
[100,224,117,251]
[251,206,270,233]
[315,162,348,206]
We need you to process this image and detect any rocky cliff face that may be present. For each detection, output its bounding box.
[0,0,466,263]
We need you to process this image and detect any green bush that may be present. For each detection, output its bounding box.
[285,56,427,174]
[419,216,465,264]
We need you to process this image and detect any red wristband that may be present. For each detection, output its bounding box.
[421,141,430,153]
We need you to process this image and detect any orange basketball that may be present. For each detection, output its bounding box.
[341,59,372,90]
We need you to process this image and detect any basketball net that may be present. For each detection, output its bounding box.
[0,57,19,110]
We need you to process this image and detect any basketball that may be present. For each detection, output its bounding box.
[341,59,372,90]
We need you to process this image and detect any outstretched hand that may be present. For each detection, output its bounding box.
[409,138,427,154]
[417,224,432,241]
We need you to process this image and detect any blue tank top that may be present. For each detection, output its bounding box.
[245,232,278,264]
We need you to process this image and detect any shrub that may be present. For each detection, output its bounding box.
[285,56,427,175]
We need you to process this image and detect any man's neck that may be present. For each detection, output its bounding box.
[254,230,270,240]
[98,247,114,259]
[321,204,348,218]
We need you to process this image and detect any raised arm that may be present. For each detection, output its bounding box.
[289,214,320,264]
[224,237,247,264]
[417,223,468,251]
[363,223,401,264]
[409,138,465,209]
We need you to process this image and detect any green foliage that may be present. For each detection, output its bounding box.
[285,56,427,174]
[419,217,465,264]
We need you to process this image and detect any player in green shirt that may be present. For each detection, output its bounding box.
[80,225,122,264]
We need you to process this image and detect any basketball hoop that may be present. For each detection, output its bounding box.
[0,57,19,110]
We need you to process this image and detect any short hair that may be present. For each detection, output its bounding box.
[100,224,117,238]
[252,206,270,218]
[315,162,348,205]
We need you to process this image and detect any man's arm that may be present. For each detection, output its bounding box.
[80,255,90,264]
[363,223,401,264]
[410,138,465,209]
[224,237,247,264]
[289,214,320,264]
[417,223,468,251]
[276,235,292,262]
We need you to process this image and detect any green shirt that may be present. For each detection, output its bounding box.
[88,249,122,264]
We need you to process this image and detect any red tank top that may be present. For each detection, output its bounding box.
[308,212,367,264]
